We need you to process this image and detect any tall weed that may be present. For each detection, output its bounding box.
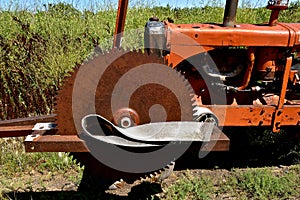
[1,1,300,119]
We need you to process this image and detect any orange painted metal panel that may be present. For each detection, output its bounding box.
[168,23,300,47]
[207,105,300,127]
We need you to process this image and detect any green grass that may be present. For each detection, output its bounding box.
[230,169,298,199]
[163,171,214,200]
[0,137,84,199]
[0,138,83,176]
[162,166,300,200]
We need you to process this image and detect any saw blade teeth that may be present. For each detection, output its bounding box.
[157,161,175,182]
[138,161,176,183]
[167,161,175,169]
[94,45,103,55]
[175,69,198,115]
[103,49,110,56]
[84,47,104,64]
[176,69,194,92]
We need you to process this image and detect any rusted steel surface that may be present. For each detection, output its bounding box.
[25,133,88,152]
[0,125,58,138]
[272,56,293,132]
[0,125,34,138]
[55,50,194,135]
[0,114,56,127]
[269,9,281,26]
[223,0,239,27]
[267,0,289,26]
[200,126,230,151]
[113,0,129,48]
[0,115,56,138]
[237,48,255,90]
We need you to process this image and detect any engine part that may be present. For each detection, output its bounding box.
[144,17,166,56]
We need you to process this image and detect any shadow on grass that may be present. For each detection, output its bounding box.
[4,181,162,200]
[3,168,163,200]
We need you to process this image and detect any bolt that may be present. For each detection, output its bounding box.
[120,117,132,128]
[277,111,282,116]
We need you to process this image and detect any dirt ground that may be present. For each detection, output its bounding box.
[1,167,229,199]
[1,164,298,200]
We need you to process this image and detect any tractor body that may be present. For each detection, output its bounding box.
[144,0,300,132]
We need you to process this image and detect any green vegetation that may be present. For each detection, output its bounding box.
[163,166,300,200]
[0,137,83,198]
[163,171,214,200]
[1,1,300,119]
[0,137,83,176]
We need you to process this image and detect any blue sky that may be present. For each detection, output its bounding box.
[0,0,295,11]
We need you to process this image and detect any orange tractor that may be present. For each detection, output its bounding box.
[1,0,300,181]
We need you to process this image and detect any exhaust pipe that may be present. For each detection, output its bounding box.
[267,0,289,26]
[223,0,239,27]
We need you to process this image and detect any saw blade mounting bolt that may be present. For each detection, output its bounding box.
[113,108,140,128]
[120,117,132,128]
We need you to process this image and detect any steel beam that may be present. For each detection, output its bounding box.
[25,133,88,152]
[113,0,129,48]
[0,114,56,126]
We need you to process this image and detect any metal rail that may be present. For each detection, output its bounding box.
[113,0,129,48]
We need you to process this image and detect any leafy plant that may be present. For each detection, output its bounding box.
[164,171,214,200]
[227,168,298,200]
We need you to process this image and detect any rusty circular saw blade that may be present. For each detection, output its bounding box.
[54,48,196,181]
[54,67,78,135]
[55,48,196,136]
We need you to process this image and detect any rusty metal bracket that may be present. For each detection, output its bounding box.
[272,56,292,132]
[200,126,230,151]
[0,125,35,138]
[25,134,88,152]
[25,122,88,152]
[0,114,56,126]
